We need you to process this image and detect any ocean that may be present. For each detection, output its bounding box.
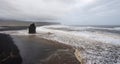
[1,25,120,64]
[35,25,120,64]
[73,25,120,34]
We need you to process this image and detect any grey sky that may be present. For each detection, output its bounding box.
[0,0,120,25]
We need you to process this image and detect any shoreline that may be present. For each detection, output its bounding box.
[0,30,82,63]
[11,35,81,64]
[1,25,120,64]
[37,35,83,64]
[29,35,82,64]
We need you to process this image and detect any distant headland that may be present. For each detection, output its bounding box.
[0,19,60,26]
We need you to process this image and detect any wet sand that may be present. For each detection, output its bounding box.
[12,35,80,64]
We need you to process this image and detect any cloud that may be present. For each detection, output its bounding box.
[0,0,96,20]
[0,0,120,25]
[59,0,120,25]
[0,0,79,20]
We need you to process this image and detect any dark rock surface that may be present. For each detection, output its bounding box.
[0,33,22,64]
[28,23,36,34]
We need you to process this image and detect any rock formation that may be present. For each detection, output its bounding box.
[0,33,22,64]
[28,23,36,34]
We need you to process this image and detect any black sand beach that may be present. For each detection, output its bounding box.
[0,33,80,64]
[12,35,80,64]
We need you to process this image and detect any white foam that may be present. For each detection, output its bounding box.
[36,25,120,64]
[114,27,120,31]
[37,25,120,45]
[1,25,120,64]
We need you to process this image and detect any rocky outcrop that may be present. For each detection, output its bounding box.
[28,23,36,34]
[0,33,22,64]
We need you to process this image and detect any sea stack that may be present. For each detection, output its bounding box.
[28,23,36,34]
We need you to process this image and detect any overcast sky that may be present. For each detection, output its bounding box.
[0,0,120,25]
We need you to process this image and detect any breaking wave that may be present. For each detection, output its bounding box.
[36,25,120,64]
[1,25,120,64]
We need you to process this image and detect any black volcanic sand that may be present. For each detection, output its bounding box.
[0,33,22,64]
[12,35,80,64]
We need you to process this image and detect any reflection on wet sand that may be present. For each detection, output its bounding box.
[12,35,80,64]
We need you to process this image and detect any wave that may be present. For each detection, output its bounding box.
[36,25,120,64]
[1,25,120,64]
[37,25,120,45]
